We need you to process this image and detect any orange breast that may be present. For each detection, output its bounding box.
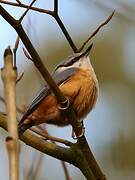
[60,68,98,119]
[28,68,98,126]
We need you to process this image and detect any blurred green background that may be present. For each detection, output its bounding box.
[0,0,135,179]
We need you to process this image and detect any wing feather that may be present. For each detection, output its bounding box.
[19,67,78,123]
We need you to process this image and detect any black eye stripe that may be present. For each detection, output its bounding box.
[55,44,92,70]
[54,52,83,71]
[56,56,80,69]
[64,57,79,66]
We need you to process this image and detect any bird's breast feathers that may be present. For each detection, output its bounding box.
[60,68,99,119]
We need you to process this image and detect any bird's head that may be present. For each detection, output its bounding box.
[55,43,93,71]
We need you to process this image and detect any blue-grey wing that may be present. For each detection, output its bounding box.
[19,67,78,123]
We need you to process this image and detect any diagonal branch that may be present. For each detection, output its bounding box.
[0,4,83,138]
[19,0,37,23]
[16,0,21,5]
[0,3,109,179]
[54,14,78,52]
[0,0,114,54]
[0,0,53,15]
[78,10,115,52]
[52,0,77,52]
[0,5,65,103]
[0,0,78,52]
[31,126,73,146]
[0,113,73,162]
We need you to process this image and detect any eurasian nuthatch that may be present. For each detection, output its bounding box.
[18,44,98,135]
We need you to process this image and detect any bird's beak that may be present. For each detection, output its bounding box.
[82,43,93,57]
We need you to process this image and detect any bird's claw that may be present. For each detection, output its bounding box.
[72,123,85,139]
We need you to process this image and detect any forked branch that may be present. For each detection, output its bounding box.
[0,1,113,179]
[0,2,84,138]
[0,0,115,53]
[0,113,95,180]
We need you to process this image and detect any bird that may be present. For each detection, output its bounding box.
[18,44,99,136]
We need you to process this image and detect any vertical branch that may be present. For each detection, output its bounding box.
[53,0,77,52]
[13,36,20,67]
[19,0,37,22]
[54,15,78,52]
[61,161,71,180]
[1,47,19,180]
[54,0,58,15]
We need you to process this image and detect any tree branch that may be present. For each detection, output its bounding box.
[19,0,37,23]
[0,0,78,52]
[31,126,73,146]
[78,10,115,52]
[0,0,115,54]
[52,0,77,52]
[1,47,19,180]
[0,3,110,179]
[0,0,53,15]
[0,112,96,180]
[0,4,84,138]
[0,5,65,103]
[54,0,58,15]
[54,14,78,52]
[13,36,20,67]
[77,136,106,180]
[61,161,71,180]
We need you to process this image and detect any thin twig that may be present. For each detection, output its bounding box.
[30,153,43,180]
[25,152,43,180]
[0,0,53,15]
[61,161,71,180]
[78,10,115,52]
[13,36,20,67]
[22,48,33,61]
[16,0,21,5]
[31,126,73,146]
[0,0,114,54]
[0,0,78,52]
[19,0,37,23]
[0,5,84,138]
[0,5,66,102]
[1,47,19,180]
[16,71,24,84]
